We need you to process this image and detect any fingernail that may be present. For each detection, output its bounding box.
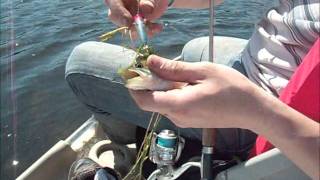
[122,19,130,27]
[122,14,133,27]
[147,55,161,69]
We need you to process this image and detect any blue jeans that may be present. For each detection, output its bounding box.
[65,36,256,156]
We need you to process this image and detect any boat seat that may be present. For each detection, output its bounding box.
[215,148,311,180]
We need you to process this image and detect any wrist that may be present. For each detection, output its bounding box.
[241,84,277,133]
[249,86,297,136]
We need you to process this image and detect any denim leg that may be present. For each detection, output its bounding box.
[181,36,248,65]
[65,41,201,140]
[181,36,256,156]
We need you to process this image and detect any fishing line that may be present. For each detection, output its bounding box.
[137,0,141,15]
[123,112,162,180]
[8,0,19,177]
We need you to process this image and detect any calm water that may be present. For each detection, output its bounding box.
[1,0,277,179]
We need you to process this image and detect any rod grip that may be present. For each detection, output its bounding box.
[202,128,216,146]
[201,149,213,180]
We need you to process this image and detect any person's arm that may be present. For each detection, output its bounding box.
[171,0,223,9]
[129,55,320,179]
[249,84,319,178]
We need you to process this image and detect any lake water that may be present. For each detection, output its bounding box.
[1,0,277,179]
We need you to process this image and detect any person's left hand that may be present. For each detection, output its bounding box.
[105,0,167,37]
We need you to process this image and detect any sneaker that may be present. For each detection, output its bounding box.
[68,158,120,180]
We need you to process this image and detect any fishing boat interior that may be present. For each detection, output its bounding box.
[13,0,314,179]
[16,111,310,180]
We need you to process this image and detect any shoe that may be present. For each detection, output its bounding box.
[68,158,120,180]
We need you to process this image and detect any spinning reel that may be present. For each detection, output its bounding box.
[147,130,201,180]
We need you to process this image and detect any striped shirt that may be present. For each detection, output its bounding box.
[241,0,319,96]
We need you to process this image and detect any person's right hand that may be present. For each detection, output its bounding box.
[105,0,169,35]
[129,55,270,129]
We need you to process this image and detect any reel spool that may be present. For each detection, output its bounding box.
[149,129,185,166]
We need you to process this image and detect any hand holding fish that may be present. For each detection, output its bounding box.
[129,55,278,130]
[130,56,320,180]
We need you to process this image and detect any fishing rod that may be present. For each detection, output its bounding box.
[201,0,216,179]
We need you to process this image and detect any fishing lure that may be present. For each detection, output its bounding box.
[100,14,181,91]
[134,14,148,45]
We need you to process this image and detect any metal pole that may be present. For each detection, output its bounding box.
[209,0,214,63]
[201,0,216,179]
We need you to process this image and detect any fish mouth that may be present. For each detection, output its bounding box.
[119,67,150,80]
[119,66,186,91]
[121,68,156,90]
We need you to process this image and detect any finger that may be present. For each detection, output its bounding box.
[108,11,133,27]
[146,22,163,37]
[147,55,206,83]
[129,89,182,113]
[106,0,135,27]
[130,89,193,128]
[139,0,155,17]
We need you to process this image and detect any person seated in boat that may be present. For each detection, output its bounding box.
[65,0,319,176]
[129,38,320,179]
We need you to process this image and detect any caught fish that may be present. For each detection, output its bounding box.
[100,15,182,91]
[118,44,184,91]
[120,67,183,91]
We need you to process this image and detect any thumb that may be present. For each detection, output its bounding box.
[106,0,135,27]
[147,55,205,83]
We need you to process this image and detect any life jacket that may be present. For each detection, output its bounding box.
[249,38,320,157]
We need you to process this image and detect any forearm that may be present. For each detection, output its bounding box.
[171,0,223,9]
[251,88,320,179]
